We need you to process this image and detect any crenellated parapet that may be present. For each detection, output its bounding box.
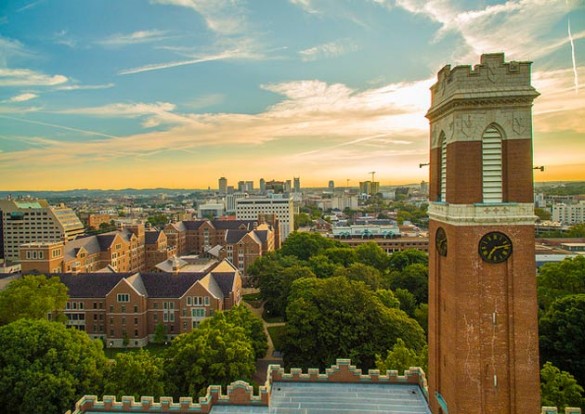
[427,53,539,121]
[268,358,428,392]
[69,380,270,414]
[541,408,582,414]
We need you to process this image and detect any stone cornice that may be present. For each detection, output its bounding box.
[428,202,536,226]
[426,94,538,121]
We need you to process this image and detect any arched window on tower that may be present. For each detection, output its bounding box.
[439,132,447,202]
[482,125,503,203]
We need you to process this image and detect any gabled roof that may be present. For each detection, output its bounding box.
[145,231,162,245]
[254,230,269,244]
[183,220,207,230]
[139,272,207,298]
[199,273,224,299]
[63,236,102,261]
[96,234,117,250]
[225,229,248,244]
[210,272,236,298]
[212,220,256,230]
[57,273,128,298]
[126,273,147,296]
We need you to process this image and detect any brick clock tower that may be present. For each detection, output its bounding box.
[426,54,540,414]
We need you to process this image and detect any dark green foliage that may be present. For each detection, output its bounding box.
[294,213,313,229]
[568,224,585,238]
[324,247,358,267]
[394,288,417,318]
[388,249,428,272]
[283,277,425,371]
[535,207,552,221]
[375,289,401,309]
[345,262,382,290]
[104,350,166,399]
[152,322,167,344]
[355,242,390,272]
[0,274,69,325]
[537,256,585,311]
[387,263,428,304]
[279,232,340,261]
[0,319,107,414]
[308,254,344,278]
[375,338,428,375]
[541,362,584,410]
[216,305,268,359]
[164,315,255,397]
[540,294,585,386]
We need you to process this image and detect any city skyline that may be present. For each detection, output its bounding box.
[0,0,584,191]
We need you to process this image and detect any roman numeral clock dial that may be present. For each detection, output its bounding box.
[479,231,513,263]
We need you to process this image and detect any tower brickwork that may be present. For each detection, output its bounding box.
[426,53,540,414]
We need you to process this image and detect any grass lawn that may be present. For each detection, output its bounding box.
[104,343,170,359]
[267,325,286,352]
[243,292,263,308]
[262,312,285,323]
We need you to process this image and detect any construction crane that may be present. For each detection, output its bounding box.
[369,171,376,182]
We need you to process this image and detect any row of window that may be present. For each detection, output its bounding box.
[186,296,210,306]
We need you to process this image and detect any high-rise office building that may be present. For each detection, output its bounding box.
[218,177,228,194]
[0,198,84,261]
[293,177,300,193]
[328,180,335,192]
[235,197,295,241]
[259,178,266,193]
[427,53,540,414]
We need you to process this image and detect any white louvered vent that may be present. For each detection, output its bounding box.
[482,126,502,203]
[440,135,447,202]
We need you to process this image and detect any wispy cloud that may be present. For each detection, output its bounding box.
[299,39,358,61]
[53,30,77,48]
[0,68,68,86]
[118,49,244,75]
[394,0,580,62]
[568,18,579,94]
[16,0,45,13]
[5,93,38,103]
[0,115,118,139]
[54,83,115,91]
[289,0,320,14]
[97,30,171,47]
[150,0,248,35]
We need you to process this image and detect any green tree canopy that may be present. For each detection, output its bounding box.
[164,315,255,397]
[0,319,107,414]
[535,207,552,221]
[278,231,340,261]
[355,241,390,272]
[308,254,344,279]
[386,263,429,304]
[375,338,428,375]
[345,262,382,290]
[214,305,268,359]
[0,274,68,325]
[283,277,426,370]
[388,249,428,272]
[540,294,585,386]
[104,350,166,400]
[541,361,584,411]
[324,247,358,267]
[537,256,585,310]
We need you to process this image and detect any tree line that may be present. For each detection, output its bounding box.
[0,275,267,414]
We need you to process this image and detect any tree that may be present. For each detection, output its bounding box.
[388,249,428,272]
[283,277,426,370]
[355,242,390,272]
[294,212,313,229]
[394,288,417,318]
[375,289,401,309]
[0,275,68,325]
[376,338,428,375]
[104,350,166,399]
[535,207,552,221]
[324,247,358,267]
[568,223,585,238]
[540,362,584,410]
[345,262,382,290]
[164,316,255,397]
[537,256,585,310]
[540,294,585,386]
[152,322,167,344]
[217,305,268,359]
[279,232,340,261]
[0,319,107,414]
[308,255,344,279]
[386,263,429,304]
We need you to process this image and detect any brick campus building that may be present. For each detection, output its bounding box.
[67,53,573,414]
[57,259,242,347]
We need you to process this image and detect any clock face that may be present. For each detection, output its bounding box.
[435,227,448,257]
[478,231,513,263]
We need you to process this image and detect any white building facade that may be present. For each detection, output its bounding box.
[235,197,295,241]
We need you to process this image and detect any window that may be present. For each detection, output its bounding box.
[121,305,126,313]
[204,296,210,306]
[187,296,192,306]
[117,294,129,302]
[163,313,168,322]
[134,317,138,324]
[134,329,138,337]
[192,308,205,318]
[440,132,447,202]
[154,313,158,321]
[133,305,138,313]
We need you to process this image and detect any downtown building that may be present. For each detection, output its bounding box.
[0,198,84,262]
[235,197,295,242]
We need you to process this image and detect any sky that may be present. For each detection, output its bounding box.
[0,0,584,191]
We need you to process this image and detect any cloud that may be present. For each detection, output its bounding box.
[150,0,248,35]
[54,83,115,91]
[16,0,45,13]
[394,0,579,62]
[97,30,171,47]
[299,39,359,61]
[6,93,38,103]
[0,68,68,87]
[118,49,245,75]
[289,0,320,14]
